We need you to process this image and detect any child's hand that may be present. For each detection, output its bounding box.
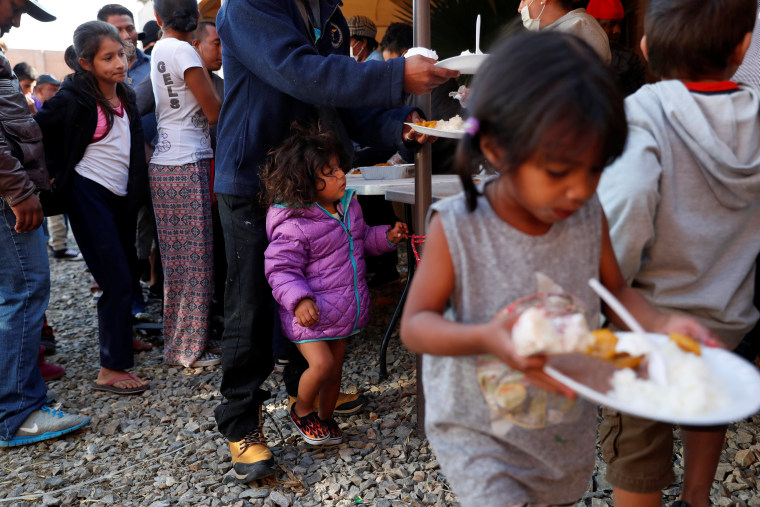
[387,222,409,244]
[295,298,319,327]
[656,314,724,349]
[484,314,577,399]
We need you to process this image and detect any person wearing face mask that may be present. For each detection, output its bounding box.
[518,0,611,64]
[347,15,383,62]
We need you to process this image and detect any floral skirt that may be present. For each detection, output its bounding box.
[149,160,213,366]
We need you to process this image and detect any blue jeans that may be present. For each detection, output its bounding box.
[0,200,49,440]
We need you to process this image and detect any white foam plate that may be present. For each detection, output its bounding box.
[435,53,488,74]
[405,122,464,139]
[544,332,760,425]
[354,164,414,180]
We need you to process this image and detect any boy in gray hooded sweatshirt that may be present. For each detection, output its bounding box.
[597,1,760,506]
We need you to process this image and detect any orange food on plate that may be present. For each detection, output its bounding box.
[415,120,438,128]
[586,328,618,360]
[669,332,701,356]
[373,163,392,166]
[586,328,643,368]
[612,354,644,369]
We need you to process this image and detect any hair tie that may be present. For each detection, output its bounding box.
[464,118,480,136]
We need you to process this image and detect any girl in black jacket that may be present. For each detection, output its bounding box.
[35,21,149,395]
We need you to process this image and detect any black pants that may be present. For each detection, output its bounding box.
[211,201,227,317]
[214,193,274,441]
[67,173,136,371]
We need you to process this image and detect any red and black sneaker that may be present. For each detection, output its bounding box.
[320,417,344,445]
[290,405,328,445]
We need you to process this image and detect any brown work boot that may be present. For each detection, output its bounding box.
[228,410,275,482]
[288,391,366,416]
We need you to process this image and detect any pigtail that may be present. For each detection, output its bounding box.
[455,117,484,212]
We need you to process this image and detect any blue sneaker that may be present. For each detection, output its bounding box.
[0,406,90,447]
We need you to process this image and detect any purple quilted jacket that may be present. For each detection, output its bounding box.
[265,190,395,343]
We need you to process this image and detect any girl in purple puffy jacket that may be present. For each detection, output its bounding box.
[262,127,407,446]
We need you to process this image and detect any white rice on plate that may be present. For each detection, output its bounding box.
[607,340,729,416]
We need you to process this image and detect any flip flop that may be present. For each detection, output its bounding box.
[133,336,154,351]
[93,373,149,395]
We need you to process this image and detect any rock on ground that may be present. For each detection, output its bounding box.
[2,241,758,505]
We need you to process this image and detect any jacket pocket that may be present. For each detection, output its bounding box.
[0,117,44,169]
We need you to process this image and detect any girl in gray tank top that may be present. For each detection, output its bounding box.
[400,32,715,507]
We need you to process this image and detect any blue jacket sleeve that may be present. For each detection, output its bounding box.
[218,0,406,110]
[340,104,418,152]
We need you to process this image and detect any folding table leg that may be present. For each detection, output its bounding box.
[378,204,416,379]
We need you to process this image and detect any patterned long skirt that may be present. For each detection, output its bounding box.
[148,159,213,367]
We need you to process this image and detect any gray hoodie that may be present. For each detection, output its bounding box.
[598,80,760,349]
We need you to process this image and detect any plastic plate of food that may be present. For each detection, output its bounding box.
[405,120,465,139]
[544,331,760,425]
[354,164,414,180]
[435,53,489,74]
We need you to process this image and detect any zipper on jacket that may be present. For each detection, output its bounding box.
[299,0,342,49]
[317,201,361,333]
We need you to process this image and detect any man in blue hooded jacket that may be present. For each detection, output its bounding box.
[215,0,457,482]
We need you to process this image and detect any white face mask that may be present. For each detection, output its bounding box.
[350,41,365,61]
[521,0,546,32]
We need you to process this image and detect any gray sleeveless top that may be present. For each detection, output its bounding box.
[422,185,602,505]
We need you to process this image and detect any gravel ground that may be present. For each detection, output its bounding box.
[2,244,759,506]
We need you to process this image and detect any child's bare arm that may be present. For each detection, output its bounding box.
[599,213,721,346]
[185,66,221,125]
[401,217,575,397]
[400,216,556,371]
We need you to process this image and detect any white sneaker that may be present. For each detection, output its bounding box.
[0,406,90,447]
[52,248,84,261]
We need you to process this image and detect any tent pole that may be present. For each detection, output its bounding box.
[412,0,431,434]
[412,0,432,237]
